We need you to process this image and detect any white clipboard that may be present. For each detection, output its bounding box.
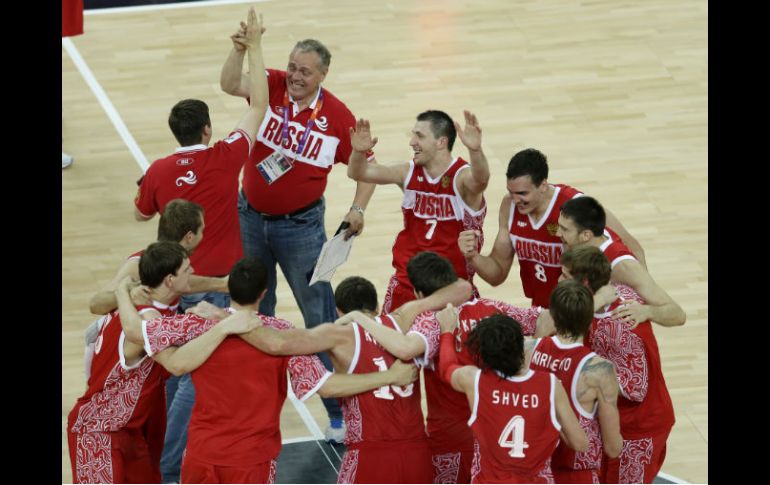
[309,228,355,286]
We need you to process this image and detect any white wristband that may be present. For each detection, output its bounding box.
[350,205,365,215]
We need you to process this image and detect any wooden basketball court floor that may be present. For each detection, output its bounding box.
[61,0,707,482]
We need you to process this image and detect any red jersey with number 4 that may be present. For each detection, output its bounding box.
[509,184,583,308]
[392,158,486,289]
[469,369,561,483]
[341,315,427,446]
[412,298,541,454]
[530,336,602,472]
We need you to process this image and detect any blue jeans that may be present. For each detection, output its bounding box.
[238,191,342,422]
[160,291,230,484]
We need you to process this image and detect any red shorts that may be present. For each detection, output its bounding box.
[431,449,475,484]
[181,454,277,484]
[600,432,670,484]
[68,428,160,484]
[338,440,433,484]
[382,275,417,314]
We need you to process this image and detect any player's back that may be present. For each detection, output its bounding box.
[186,316,292,466]
[589,284,674,438]
[424,298,519,443]
[138,134,247,276]
[337,314,432,484]
[69,304,175,435]
[469,369,560,483]
[342,315,427,445]
[530,336,602,477]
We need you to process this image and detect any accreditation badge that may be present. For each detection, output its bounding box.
[257,151,294,184]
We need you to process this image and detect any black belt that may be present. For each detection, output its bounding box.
[250,197,323,220]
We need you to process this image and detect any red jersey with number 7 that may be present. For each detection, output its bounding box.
[509,184,583,308]
[392,158,486,289]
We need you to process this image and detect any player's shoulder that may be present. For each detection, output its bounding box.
[553,183,582,199]
[261,315,295,331]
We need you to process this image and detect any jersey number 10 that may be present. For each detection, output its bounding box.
[372,356,414,400]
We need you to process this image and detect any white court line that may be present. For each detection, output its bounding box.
[281,435,318,445]
[657,471,690,484]
[85,0,268,16]
[286,383,324,439]
[286,382,339,473]
[62,37,149,172]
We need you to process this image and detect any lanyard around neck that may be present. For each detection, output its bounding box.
[281,89,324,158]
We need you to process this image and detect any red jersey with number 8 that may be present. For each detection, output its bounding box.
[509,184,583,308]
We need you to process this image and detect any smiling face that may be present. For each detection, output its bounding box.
[285,50,327,105]
[556,213,589,249]
[409,120,442,165]
[506,175,548,215]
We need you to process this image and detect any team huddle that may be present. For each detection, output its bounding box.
[66,8,686,485]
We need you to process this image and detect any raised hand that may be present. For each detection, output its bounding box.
[244,7,265,46]
[458,229,481,259]
[230,21,248,52]
[349,118,379,153]
[454,110,482,151]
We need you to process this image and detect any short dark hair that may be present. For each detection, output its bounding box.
[466,314,524,379]
[157,199,204,243]
[416,110,457,151]
[560,246,611,293]
[334,276,378,314]
[228,257,268,306]
[139,241,188,288]
[560,196,606,237]
[293,39,332,72]
[407,251,458,296]
[168,99,210,147]
[549,280,594,340]
[506,148,549,186]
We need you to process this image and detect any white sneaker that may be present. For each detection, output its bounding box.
[62,152,74,169]
[324,423,346,444]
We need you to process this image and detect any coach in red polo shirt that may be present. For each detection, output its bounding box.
[220,33,376,442]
